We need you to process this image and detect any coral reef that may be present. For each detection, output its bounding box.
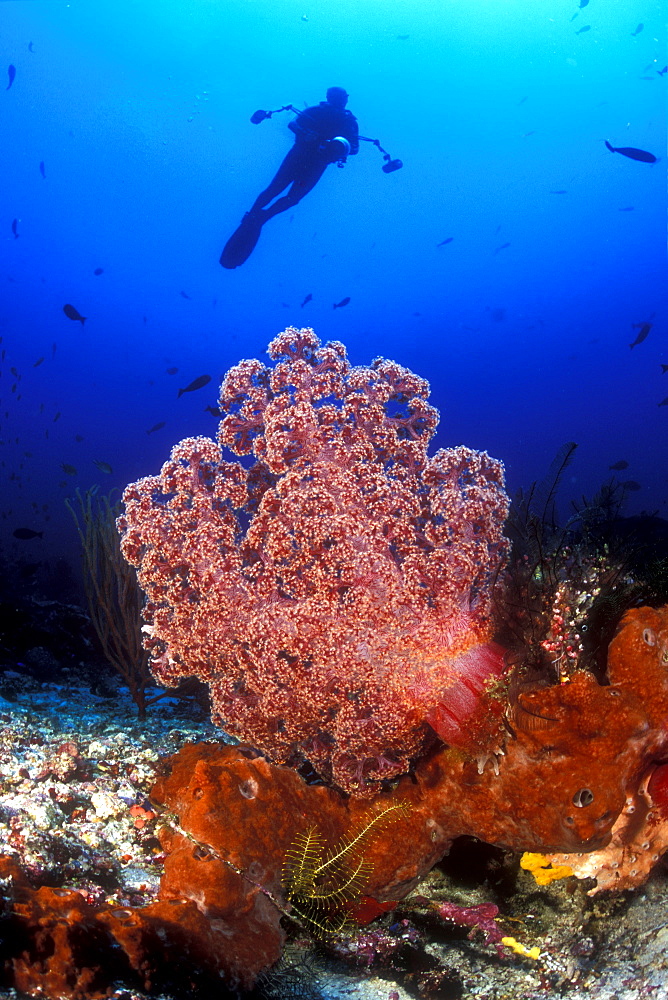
[2,602,668,995]
[5,332,667,997]
[118,328,510,793]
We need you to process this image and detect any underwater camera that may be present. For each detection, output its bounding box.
[250,104,403,173]
[382,158,403,173]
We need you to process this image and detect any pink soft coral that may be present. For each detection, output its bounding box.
[118,328,510,793]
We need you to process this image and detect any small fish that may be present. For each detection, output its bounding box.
[93,267,104,275]
[10,366,19,377]
[13,527,43,540]
[146,421,166,435]
[165,366,178,375]
[437,237,454,246]
[11,219,19,239]
[6,65,16,90]
[575,25,591,34]
[63,303,86,324]
[517,96,527,105]
[53,412,61,422]
[494,242,511,254]
[609,460,629,471]
[658,66,668,76]
[659,397,668,406]
[661,364,668,373]
[39,161,45,179]
[28,42,34,53]
[621,480,641,490]
[180,290,191,299]
[33,357,45,367]
[550,190,567,194]
[630,322,651,348]
[178,374,211,397]
[631,23,643,36]
[60,463,77,476]
[93,460,113,474]
[605,140,657,163]
[205,405,223,417]
[75,434,84,442]
[333,297,351,309]
[618,206,634,211]
[301,293,312,307]
[579,0,589,7]
[396,34,409,40]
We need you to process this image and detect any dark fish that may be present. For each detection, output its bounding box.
[631,23,643,36]
[630,322,651,348]
[579,0,589,7]
[494,242,511,254]
[33,357,45,367]
[618,206,634,211]
[28,42,34,53]
[437,237,454,246]
[605,140,657,163]
[609,460,629,471]
[550,190,567,194]
[180,290,191,299]
[6,65,16,90]
[178,374,211,397]
[659,397,668,407]
[333,297,351,309]
[11,218,19,239]
[661,364,668,373]
[13,528,43,540]
[396,34,409,40]
[75,434,84,442]
[60,463,77,475]
[93,460,113,474]
[658,66,668,76]
[517,96,527,105]
[53,412,61,422]
[143,315,147,324]
[301,293,312,307]
[63,303,86,324]
[10,366,19,377]
[93,267,104,275]
[146,421,166,435]
[39,160,45,179]
[165,366,178,375]
[621,480,641,490]
[576,25,591,34]
[205,405,222,417]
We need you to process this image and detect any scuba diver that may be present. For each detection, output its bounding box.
[220,86,401,269]
[221,88,365,269]
[250,86,359,220]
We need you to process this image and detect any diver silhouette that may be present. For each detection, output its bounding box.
[220,87,359,269]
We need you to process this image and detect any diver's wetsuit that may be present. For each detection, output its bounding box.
[250,102,359,220]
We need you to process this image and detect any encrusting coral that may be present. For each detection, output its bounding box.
[118,327,511,794]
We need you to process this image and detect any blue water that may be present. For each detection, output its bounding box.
[1,0,665,576]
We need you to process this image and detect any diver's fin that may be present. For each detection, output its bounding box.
[220,212,264,269]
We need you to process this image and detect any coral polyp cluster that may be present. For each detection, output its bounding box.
[118,328,510,793]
